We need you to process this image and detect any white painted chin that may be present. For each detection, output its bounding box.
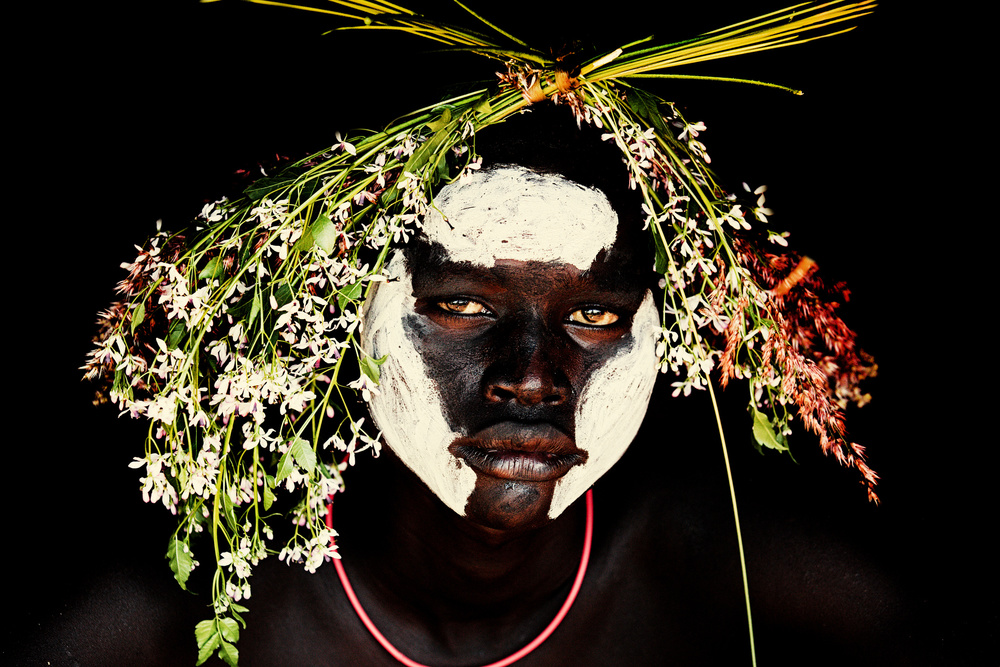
[362,252,477,518]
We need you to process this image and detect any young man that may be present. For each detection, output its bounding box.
[230,112,911,665]
[18,109,915,667]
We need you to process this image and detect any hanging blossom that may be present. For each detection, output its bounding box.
[85,126,430,643]
[566,81,876,503]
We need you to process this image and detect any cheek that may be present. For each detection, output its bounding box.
[362,255,477,515]
[404,315,490,431]
[548,291,661,518]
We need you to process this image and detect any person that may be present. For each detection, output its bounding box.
[15,106,921,666]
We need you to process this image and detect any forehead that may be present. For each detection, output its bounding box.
[422,166,619,269]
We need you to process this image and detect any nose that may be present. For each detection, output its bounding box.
[483,320,571,407]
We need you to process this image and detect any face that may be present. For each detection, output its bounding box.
[362,167,660,531]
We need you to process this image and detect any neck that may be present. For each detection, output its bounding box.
[334,451,586,652]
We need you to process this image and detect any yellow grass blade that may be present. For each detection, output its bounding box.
[589,1,875,81]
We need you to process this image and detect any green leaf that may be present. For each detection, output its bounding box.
[219,640,240,667]
[219,617,240,643]
[436,151,452,180]
[360,353,389,384]
[194,619,217,648]
[198,256,223,281]
[167,318,186,349]
[130,301,145,335]
[166,536,194,590]
[290,437,316,475]
[399,120,456,187]
[292,230,312,255]
[274,448,295,484]
[290,171,322,206]
[195,622,220,665]
[249,293,261,327]
[337,280,364,311]
[196,641,218,666]
[292,214,337,255]
[244,174,296,201]
[473,95,492,116]
[626,86,654,118]
[626,87,671,136]
[221,487,238,533]
[424,107,453,132]
[311,214,339,255]
[271,283,293,310]
[750,407,789,453]
[262,480,276,511]
[651,223,668,274]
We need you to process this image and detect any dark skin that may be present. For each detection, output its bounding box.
[18,435,917,665]
[267,223,661,662]
[401,225,651,533]
[15,186,923,666]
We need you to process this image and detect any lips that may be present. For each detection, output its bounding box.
[449,422,587,482]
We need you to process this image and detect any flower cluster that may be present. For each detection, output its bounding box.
[83,127,452,660]
[566,81,877,500]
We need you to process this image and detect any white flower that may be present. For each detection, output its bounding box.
[332,132,356,156]
[768,231,790,246]
[199,199,228,222]
[459,155,483,182]
[348,374,380,403]
[676,120,706,141]
[720,205,751,231]
[364,152,387,188]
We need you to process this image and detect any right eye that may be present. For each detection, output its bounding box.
[436,298,492,316]
[567,307,620,327]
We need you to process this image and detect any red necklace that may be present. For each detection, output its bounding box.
[327,488,594,667]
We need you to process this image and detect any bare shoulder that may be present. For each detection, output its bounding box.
[592,427,935,666]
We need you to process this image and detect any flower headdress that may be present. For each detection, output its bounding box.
[82,1,878,663]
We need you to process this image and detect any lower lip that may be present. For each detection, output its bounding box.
[454,445,584,482]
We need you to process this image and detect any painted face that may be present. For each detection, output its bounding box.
[362,166,660,530]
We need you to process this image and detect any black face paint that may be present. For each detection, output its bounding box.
[401,241,649,529]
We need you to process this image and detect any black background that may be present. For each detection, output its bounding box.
[8,1,992,663]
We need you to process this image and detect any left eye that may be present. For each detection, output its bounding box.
[437,298,492,316]
[568,308,619,326]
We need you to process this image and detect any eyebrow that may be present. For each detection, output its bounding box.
[405,235,651,297]
[408,258,646,311]
[408,257,505,291]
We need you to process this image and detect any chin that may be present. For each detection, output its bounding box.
[462,476,560,533]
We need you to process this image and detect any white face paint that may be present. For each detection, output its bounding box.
[422,167,619,267]
[362,253,475,516]
[362,166,660,521]
[550,291,659,517]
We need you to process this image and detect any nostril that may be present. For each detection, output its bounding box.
[485,379,569,406]
[485,385,518,403]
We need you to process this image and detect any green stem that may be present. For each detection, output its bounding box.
[621,73,803,95]
[448,0,530,47]
[212,417,236,564]
[707,381,757,667]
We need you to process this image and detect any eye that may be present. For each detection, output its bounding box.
[437,298,493,316]
[568,307,619,327]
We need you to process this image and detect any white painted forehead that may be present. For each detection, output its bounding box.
[422,166,619,269]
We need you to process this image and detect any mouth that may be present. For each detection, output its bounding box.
[449,422,587,482]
